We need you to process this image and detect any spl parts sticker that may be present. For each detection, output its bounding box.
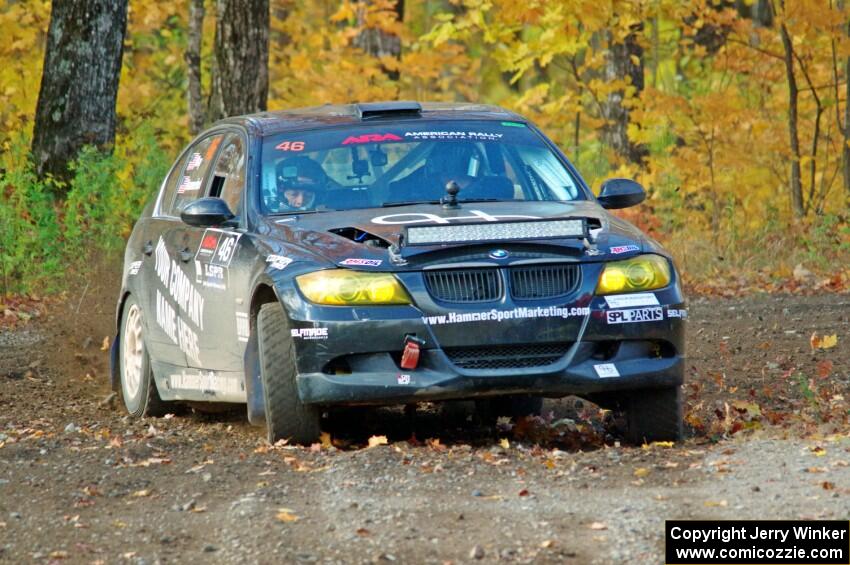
[606,307,664,324]
[340,258,382,267]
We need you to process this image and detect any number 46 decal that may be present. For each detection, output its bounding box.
[275,141,305,151]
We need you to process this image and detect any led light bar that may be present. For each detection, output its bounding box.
[405,218,587,246]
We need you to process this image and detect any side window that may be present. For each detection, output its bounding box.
[207,133,246,215]
[157,151,191,216]
[169,134,224,215]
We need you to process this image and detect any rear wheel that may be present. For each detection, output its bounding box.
[119,295,167,418]
[257,302,321,445]
[624,386,683,444]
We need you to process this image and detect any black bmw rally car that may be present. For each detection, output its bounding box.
[111,101,686,444]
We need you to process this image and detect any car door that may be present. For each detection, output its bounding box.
[148,133,225,371]
[188,130,251,372]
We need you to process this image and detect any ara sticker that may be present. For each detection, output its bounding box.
[594,364,620,378]
[609,245,640,254]
[342,133,402,145]
[606,307,664,324]
[603,293,659,309]
[194,229,241,267]
[340,258,382,267]
[266,255,293,270]
[128,260,142,276]
[397,374,411,385]
[275,141,305,151]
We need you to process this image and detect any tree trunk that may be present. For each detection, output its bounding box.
[354,0,404,80]
[601,23,648,166]
[186,0,206,135]
[31,0,129,183]
[779,22,805,217]
[844,17,850,202]
[209,0,269,121]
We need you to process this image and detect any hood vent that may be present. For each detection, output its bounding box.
[329,227,390,248]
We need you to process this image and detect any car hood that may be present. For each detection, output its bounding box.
[260,200,654,271]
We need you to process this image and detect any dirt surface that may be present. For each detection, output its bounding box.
[1,274,849,564]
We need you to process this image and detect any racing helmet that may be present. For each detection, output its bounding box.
[275,156,327,210]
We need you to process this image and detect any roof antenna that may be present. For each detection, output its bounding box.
[441,180,461,209]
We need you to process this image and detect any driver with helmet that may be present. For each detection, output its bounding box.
[275,156,327,211]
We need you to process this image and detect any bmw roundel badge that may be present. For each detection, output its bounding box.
[489,249,509,260]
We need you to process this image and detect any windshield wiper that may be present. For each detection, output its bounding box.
[381,200,441,208]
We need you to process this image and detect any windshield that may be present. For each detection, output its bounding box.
[259,120,584,214]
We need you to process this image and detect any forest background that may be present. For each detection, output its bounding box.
[2,0,850,297]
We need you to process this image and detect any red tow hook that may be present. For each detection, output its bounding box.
[400,335,426,370]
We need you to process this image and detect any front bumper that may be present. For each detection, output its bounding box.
[283,274,687,406]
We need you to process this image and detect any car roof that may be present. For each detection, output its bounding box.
[213,101,527,136]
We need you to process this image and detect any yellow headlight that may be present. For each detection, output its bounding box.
[596,255,671,295]
[296,270,412,305]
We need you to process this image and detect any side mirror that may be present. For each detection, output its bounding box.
[180,197,235,227]
[597,178,646,209]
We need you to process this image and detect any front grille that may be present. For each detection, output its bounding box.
[510,264,580,299]
[424,268,502,303]
[444,342,572,370]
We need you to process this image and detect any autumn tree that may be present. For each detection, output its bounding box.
[208,0,270,121]
[353,0,405,80]
[31,0,129,183]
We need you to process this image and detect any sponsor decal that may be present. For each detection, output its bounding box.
[168,370,242,394]
[340,258,382,266]
[603,293,660,309]
[275,141,305,151]
[194,229,242,267]
[176,176,202,194]
[128,260,142,276]
[667,308,688,319]
[397,374,411,385]
[422,306,589,326]
[606,307,664,324]
[154,237,205,365]
[194,260,227,291]
[342,133,402,145]
[610,244,640,254]
[291,327,329,340]
[236,312,249,343]
[186,152,203,171]
[403,131,503,141]
[594,363,620,378]
[372,209,539,226]
[266,255,293,270]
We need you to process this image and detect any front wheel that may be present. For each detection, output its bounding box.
[257,302,321,445]
[624,386,683,444]
[119,295,168,418]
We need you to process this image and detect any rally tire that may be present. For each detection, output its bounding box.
[624,386,683,444]
[119,295,168,418]
[257,302,321,445]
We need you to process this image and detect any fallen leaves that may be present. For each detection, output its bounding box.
[275,508,299,522]
[810,333,838,350]
[367,435,388,448]
[588,522,607,530]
